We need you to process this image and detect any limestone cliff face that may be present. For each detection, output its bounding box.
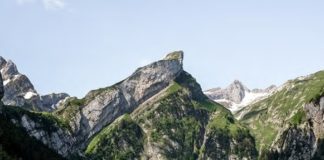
[0,105,74,158]
[0,67,73,158]
[263,96,324,160]
[264,125,316,160]
[83,51,183,137]
[54,51,257,159]
[41,93,70,110]
[85,71,258,160]
[57,51,184,146]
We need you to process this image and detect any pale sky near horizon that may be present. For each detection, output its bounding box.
[0,0,324,98]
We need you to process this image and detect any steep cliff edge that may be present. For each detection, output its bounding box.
[55,51,185,146]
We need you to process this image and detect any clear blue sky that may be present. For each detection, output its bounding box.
[1,0,324,97]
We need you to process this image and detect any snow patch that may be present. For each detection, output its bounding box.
[2,74,23,86]
[24,91,37,99]
[3,79,10,85]
[229,91,269,112]
[13,74,20,80]
[204,91,212,95]
[214,98,231,103]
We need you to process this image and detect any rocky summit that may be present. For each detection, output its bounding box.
[205,80,276,112]
[0,56,69,111]
[0,51,324,160]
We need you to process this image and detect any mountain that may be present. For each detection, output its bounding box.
[0,57,69,111]
[0,51,258,159]
[1,51,323,160]
[204,80,276,112]
[236,71,324,159]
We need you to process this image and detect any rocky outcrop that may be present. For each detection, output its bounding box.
[57,51,184,147]
[0,57,43,110]
[304,96,324,138]
[83,51,183,136]
[41,93,69,110]
[0,58,74,157]
[264,125,316,160]
[263,96,324,160]
[304,96,324,159]
[0,56,68,112]
[19,114,74,156]
[0,104,73,158]
[205,80,248,104]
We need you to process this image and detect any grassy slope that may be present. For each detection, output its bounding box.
[237,70,324,151]
[85,114,144,160]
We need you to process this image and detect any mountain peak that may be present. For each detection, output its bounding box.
[233,79,242,83]
[0,57,69,111]
[229,79,249,91]
[204,80,276,111]
[0,56,7,68]
[163,50,184,65]
[2,60,19,79]
[226,80,248,103]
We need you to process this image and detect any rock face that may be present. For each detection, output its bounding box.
[204,80,275,112]
[41,93,69,110]
[0,56,68,111]
[264,125,316,160]
[238,71,324,160]
[85,71,258,160]
[263,96,324,160]
[61,51,184,142]
[19,114,74,156]
[0,58,39,109]
[53,51,257,159]
[0,105,74,158]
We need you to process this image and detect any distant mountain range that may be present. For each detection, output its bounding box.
[204,80,276,112]
[0,52,323,160]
